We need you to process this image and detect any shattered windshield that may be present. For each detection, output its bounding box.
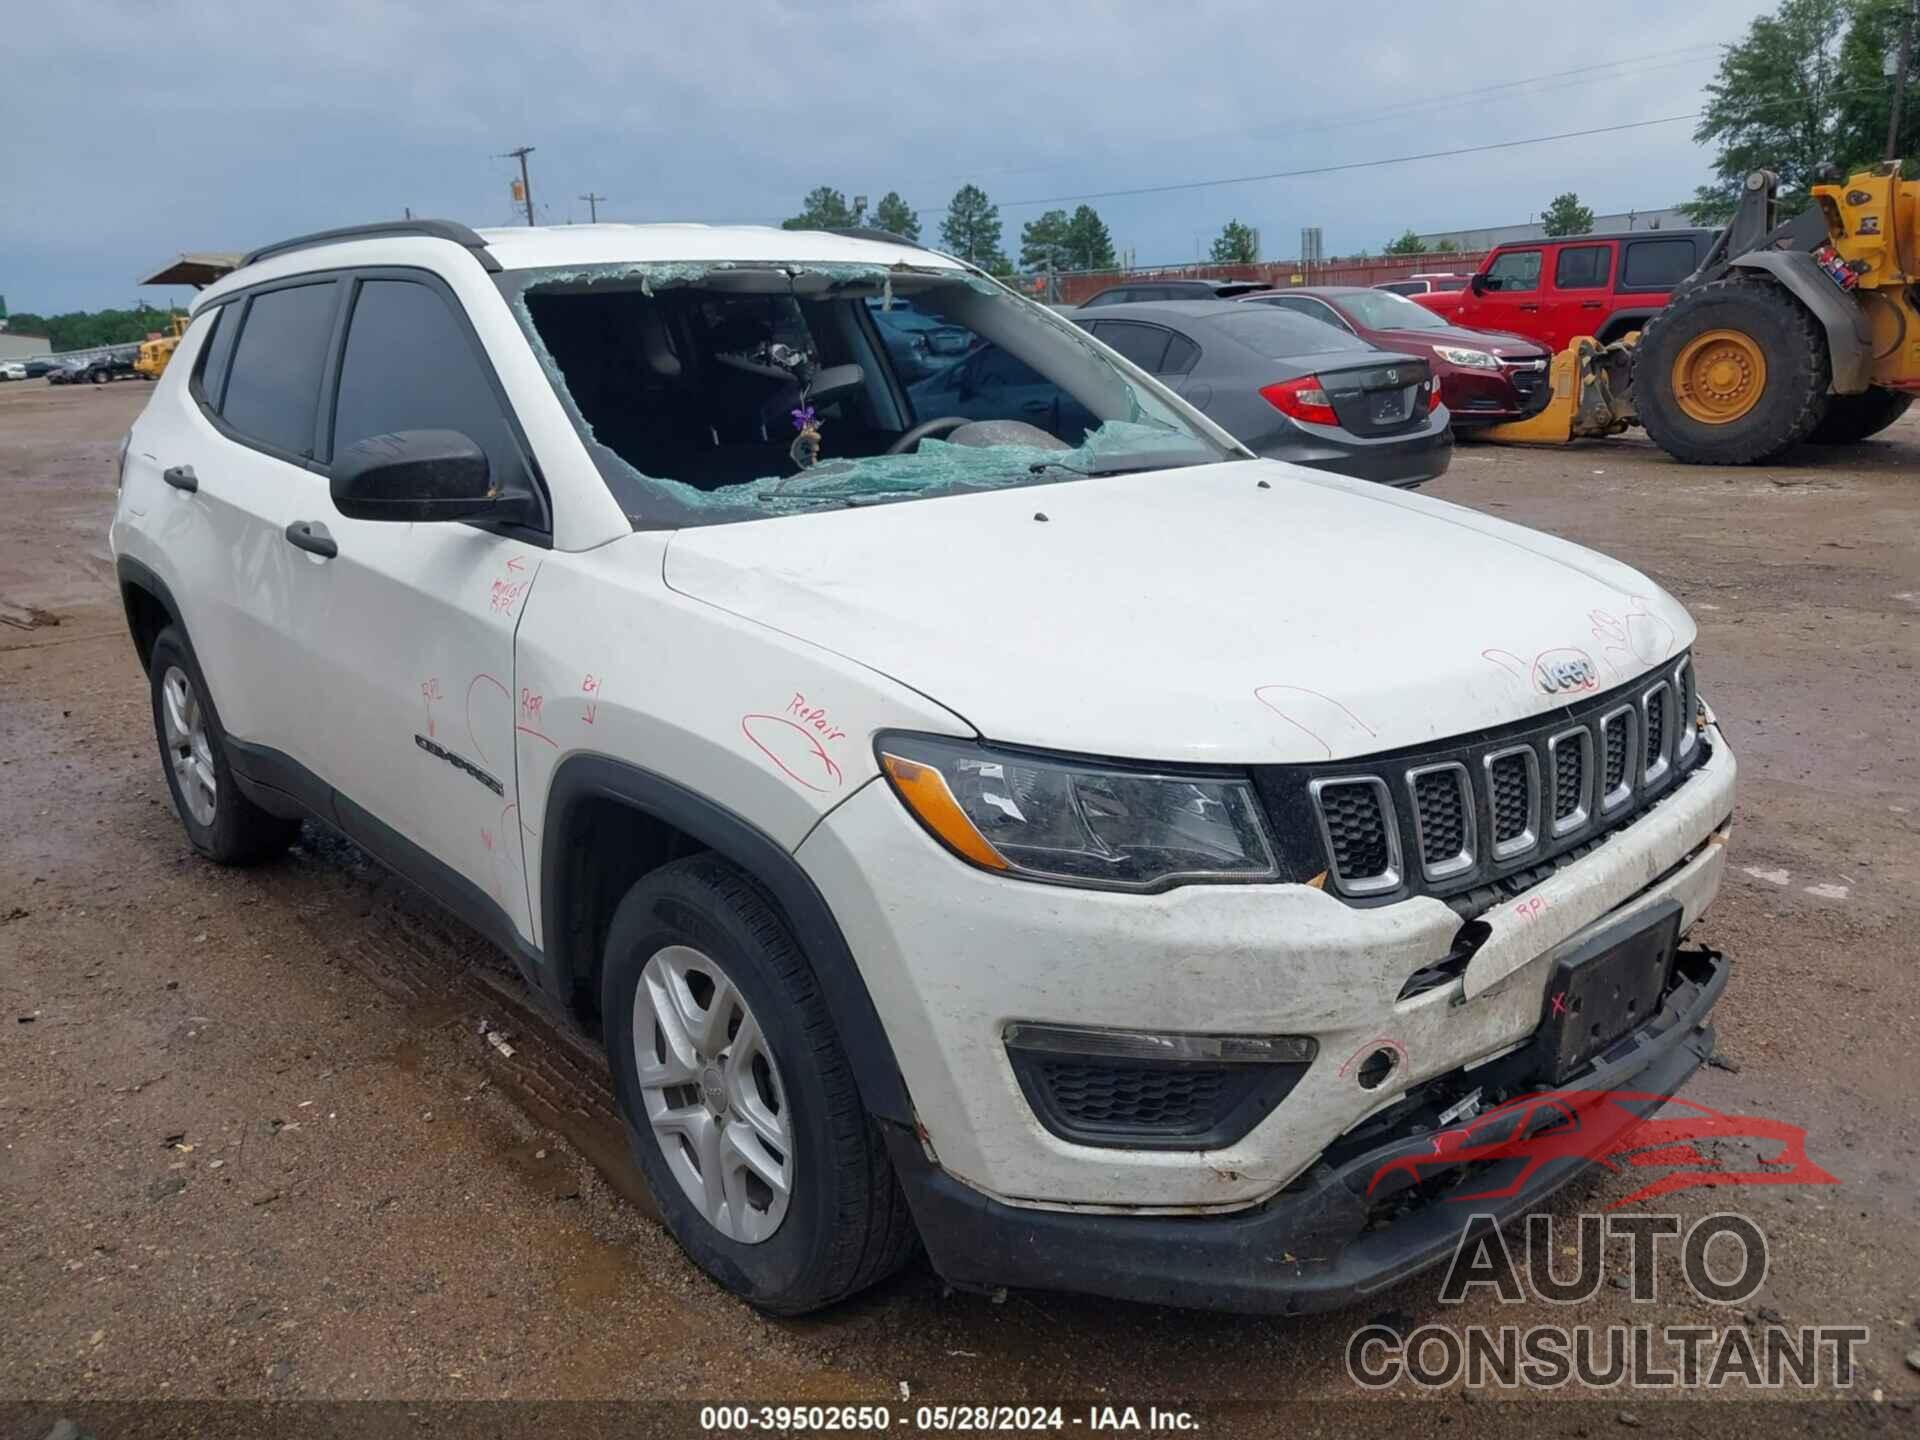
[498,259,1239,528]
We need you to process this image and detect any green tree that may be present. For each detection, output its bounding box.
[1540,192,1596,236]
[781,185,861,231]
[1682,0,1848,222]
[5,305,186,351]
[1383,228,1429,256]
[1210,219,1259,264]
[940,184,1007,269]
[1836,0,1920,174]
[1064,205,1117,270]
[872,191,920,241]
[1019,209,1073,271]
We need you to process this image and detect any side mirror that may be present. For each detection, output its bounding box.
[1470,273,1490,295]
[331,430,531,525]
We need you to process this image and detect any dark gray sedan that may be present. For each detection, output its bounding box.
[1069,301,1452,487]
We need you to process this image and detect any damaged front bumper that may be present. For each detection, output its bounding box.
[886,943,1729,1315]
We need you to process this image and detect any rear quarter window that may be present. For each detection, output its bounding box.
[1620,238,1700,291]
[218,281,340,457]
[192,305,239,410]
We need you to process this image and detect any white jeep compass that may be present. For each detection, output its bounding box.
[111,219,1736,1315]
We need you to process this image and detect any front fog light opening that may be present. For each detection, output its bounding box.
[1004,1023,1317,1150]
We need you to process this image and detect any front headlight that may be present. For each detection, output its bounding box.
[878,734,1279,891]
[1432,345,1500,369]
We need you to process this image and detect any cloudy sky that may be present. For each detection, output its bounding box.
[4,0,1770,316]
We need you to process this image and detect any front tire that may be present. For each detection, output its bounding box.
[1806,387,1912,444]
[1633,274,1829,464]
[602,855,916,1314]
[148,626,300,865]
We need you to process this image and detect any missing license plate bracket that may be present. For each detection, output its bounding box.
[1533,900,1682,1083]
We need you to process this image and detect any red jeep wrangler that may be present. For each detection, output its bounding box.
[1433,229,1719,354]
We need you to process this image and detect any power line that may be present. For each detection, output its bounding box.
[580,191,607,222]
[961,114,1704,214]
[935,44,1724,185]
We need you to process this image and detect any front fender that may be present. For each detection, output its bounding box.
[1727,250,1873,394]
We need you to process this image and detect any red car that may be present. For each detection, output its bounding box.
[1440,230,1719,354]
[1239,287,1552,428]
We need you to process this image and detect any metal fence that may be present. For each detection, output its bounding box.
[1044,251,1488,305]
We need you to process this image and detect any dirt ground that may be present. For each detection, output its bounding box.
[2,378,1916,1438]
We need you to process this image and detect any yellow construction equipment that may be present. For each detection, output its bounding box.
[1485,162,1920,463]
[134,314,189,381]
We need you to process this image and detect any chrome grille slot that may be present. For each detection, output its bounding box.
[1310,776,1401,896]
[1407,762,1474,880]
[1547,726,1592,837]
[1483,745,1540,859]
[1675,657,1697,760]
[1642,681,1672,786]
[1600,705,1636,811]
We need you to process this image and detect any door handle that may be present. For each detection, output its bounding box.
[162,464,198,493]
[1519,303,1541,312]
[284,520,338,559]
[1580,300,1603,310]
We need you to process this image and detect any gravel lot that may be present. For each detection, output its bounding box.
[2,378,1916,1437]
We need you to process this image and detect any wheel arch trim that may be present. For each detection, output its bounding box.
[538,752,914,1125]
[1726,250,1873,394]
[115,555,182,672]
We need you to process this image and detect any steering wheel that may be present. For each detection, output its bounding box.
[885,416,971,455]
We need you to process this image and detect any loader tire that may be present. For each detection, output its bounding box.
[1633,274,1829,465]
[1806,388,1912,444]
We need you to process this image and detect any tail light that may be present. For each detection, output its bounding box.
[1260,376,1338,426]
[1428,380,1443,412]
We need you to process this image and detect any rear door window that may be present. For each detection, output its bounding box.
[218,281,340,457]
[1553,244,1611,289]
[1093,320,1172,372]
[1483,249,1543,292]
[329,278,527,490]
[1620,238,1700,291]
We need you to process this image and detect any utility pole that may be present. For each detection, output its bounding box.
[1888,2,1915,163]
[499,146,536,226]
[579,192,606,223]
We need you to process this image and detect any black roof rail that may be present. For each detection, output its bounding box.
[241,219,500,272]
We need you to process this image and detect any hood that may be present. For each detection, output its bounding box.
[1372,324,1549,358]
[663,460,1693,765]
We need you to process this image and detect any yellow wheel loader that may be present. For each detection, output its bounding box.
[1485,163,1920,463]
[134,314,189,381]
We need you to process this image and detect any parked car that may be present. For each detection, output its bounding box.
[1442,230,1720,353]
[1072,300,1450,486]
[1240,287,1553,428]
[865,296,973,382]
[46,359,90,385]
[23,357,63,379]
[0,361,26,382]
[1078,277,1272,307]
[113,218,1733,1318]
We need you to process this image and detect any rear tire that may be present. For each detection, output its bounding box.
[1633,274,1830,464]
[148,626,301,866]
[1806,388,1912,444]
[602,855,917,1314]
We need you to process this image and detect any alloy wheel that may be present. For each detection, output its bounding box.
[633,944,794,1243]
[160,664,217,827]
